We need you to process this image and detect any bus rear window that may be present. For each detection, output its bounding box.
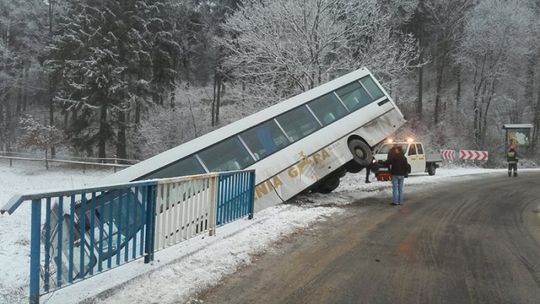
[336,81,373,111]
[360,76,385,100]
[275,106,320,142]
[308,93,348,126]
[240,120,290,160]
[198,137,255,172]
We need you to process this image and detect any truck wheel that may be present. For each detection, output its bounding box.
[428,164,436,176]
[315,176,340,194]
[348,139,372,168]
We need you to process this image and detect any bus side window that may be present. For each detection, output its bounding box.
[308,93,348,126]
[240,120,290,161]
[275,106,320,142]
[198,137,255,172]
[336,81,373,111]
[142,156,205,180]
[360,76,385,100]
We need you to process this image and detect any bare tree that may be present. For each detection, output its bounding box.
[18,115,63,169]
[422,0,473,125]
[456,0,534,148]
[525,0,540,154]
[219,0,417,103]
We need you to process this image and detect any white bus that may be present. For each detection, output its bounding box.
[104,67,406,211]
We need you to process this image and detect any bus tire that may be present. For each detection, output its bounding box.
[315,175,340,194]
[428,164,436,176]
[345,161,364,173]
[348,139,372,168]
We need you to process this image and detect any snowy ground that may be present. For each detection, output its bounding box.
[0,161,537,304]
[0,161,112,304]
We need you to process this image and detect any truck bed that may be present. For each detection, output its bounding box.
[426,153,442,163]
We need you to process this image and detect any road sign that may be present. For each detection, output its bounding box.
[459,150,489,161]
[440,150,456,160]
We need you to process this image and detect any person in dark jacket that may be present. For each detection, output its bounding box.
[507,146,519,177]
[386,144,399,164]
[388,146,409,205]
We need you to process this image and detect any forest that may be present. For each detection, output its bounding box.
[1,0,539,164]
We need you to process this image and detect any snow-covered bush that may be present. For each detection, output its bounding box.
[18,115,64,165]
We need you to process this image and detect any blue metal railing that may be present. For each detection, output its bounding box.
[1,170,255,304]
[11,181,158,304]
[217,170,256,226]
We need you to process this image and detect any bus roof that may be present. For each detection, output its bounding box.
[103,67,377,184]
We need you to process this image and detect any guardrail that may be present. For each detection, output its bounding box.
[154,176,218,250]
[217,172,256,226]
[1,170,255,304]
[0,151,139,163]
[0,151,139,171]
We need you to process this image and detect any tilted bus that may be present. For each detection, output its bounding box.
[103,67,405,210]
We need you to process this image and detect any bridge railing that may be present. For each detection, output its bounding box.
[0,170,255,304]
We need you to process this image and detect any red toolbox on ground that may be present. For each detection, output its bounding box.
[376,172,392,181]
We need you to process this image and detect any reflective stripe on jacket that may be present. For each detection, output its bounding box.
[507,150,518,164]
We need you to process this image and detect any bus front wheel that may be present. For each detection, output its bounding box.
[348,139,372,168]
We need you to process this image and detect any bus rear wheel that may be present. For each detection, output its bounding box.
[347,139,372,170]
[314,175,341,194]
[345,161,363,173]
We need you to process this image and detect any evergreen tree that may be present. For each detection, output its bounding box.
[0,0,47,150]
[46,0,181,158]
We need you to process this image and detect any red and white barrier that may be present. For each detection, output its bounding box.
[440,150,456,160]
[459,150,489,161]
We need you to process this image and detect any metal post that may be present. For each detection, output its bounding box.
[30,199,42,304]
[209,176,218,236]
[149,185,156,260]
[248,172,256,220]
[45,150,49,170]
[144,184,155,263]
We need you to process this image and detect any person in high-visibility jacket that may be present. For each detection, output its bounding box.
[507,146,519,177]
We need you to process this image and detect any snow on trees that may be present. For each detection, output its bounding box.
[45,0,181,158]
[3,0,540,162]
[219,0,417,103]
[18,115,63,169]
[455,0,534,149]
[0,0,48,151]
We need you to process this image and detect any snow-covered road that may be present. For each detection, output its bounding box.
[0,161,535,303]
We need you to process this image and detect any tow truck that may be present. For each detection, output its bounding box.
[374,138,442,179]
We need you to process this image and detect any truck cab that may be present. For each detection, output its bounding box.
[374,140,441,176]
